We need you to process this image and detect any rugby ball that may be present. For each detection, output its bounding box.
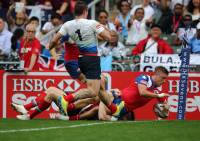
[153,103,168,118]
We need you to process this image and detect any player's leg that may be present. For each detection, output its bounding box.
[58,56,101,115]
[56,105,99,120]
[98,102,112,121]
[99,85,125,117]
[16,87,65,120]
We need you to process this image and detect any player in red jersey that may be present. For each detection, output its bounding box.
[19,24,40,74]
[99,66,171,118]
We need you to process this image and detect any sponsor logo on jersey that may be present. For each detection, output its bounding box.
[140,80,147,85]
[96,24,102,29]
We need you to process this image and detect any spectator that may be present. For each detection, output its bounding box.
[98,10,116,31]
[6,3,30,33]
[19,24,40,74]
[126,8,153,45]
[30,16,42,39]
[98,10,116,43]
[169,0,189,12]
[130,0,154,21]
[173,13,196,46]
[0,17,13,55]
[184,0,200,28]
[11,28,24,53]
[112,0,131,40]
[45,0,72,23]
[150,0,162,18]
[188,22,200,54]
[40,13,61,53]
[131,24,174,57]
[42,43,64,57]
[98,30,126,58]
[158,3,184,34]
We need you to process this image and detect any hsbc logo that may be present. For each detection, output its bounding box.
[57,79,80,92]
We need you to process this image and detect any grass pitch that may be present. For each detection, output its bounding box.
[0,119,199,141]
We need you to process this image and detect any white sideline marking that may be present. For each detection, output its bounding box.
[0,120,157,133]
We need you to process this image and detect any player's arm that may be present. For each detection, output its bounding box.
[98,26,111,41]
[98,102,114,121]
[138,84,170,98]
[49,32,64,50]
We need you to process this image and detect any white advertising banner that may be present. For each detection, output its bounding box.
[140,54,200,72]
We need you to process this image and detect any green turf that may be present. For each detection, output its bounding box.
[0,119,199,141]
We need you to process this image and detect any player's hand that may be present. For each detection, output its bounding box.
[161,101,170,115]
[45,43,50,50]
[23,68,31,75]
[52,53,62,60]
[114,89,122,98]
[163,93,170,97]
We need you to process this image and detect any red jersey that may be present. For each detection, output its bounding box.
[121,74,166,112]
[64,42,81,61]
[19,38,40,70]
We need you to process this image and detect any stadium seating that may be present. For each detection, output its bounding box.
[118,34,125,44]
[171,46,181,54]
[125,45,135,56]
[160,34,175,45]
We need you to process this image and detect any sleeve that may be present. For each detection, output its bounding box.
[32,40,41,56]
[59,35,70,43]
[91,20,104,34]
[3,33,12,55]
[59,22,69,36]
[130,7,136,15]
[131,40,143,56]
[188,38,192,50]
[135,74,149,86]
[42,22,48,30]
[162,41,174,54]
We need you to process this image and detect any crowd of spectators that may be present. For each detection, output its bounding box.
[0,0,199,73]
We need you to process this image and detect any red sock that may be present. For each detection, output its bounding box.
[69,115,80,120]
[108,102,117,114]
[64,94,74,103]
[67,103,76,111]
[24,93,47,111]
[29,98,51,119]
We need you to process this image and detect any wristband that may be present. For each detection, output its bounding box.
[158,93,164,98]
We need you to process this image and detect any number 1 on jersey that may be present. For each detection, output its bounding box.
[75,29,82,41]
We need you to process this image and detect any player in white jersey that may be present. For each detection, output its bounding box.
[49,1,125,118]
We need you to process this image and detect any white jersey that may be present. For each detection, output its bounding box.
[59,19,104,54]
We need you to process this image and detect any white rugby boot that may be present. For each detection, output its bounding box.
[10,103,28,115]
[55,113,69,120]
[16,114,30,120]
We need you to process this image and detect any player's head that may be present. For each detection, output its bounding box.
[116,0,130,14]
[118,111,135,121]
[152,66,168,87]
[98,10,109,25]
[197,22,200,37]
[26,24,36,40]
[174,3,183,17]
[183,13,192,27]
[51,13,61,26]
[30,16,39,28]
[134,8,144,21]
[75,1,88,19]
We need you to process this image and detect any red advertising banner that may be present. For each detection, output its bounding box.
[1,71,200,120]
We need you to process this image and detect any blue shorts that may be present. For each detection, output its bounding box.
[111,91,128,117]
[64,60,82,79]
[78,56,101,79]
